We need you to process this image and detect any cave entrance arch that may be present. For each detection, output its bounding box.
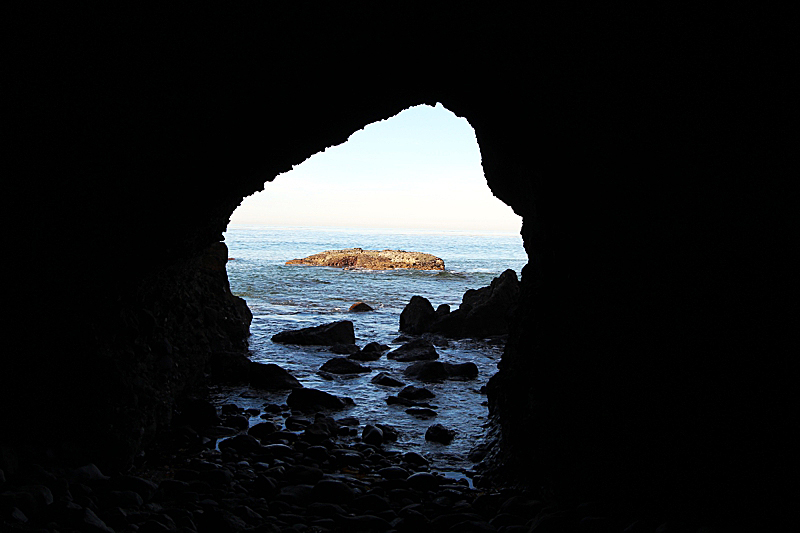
[220,103,526,470]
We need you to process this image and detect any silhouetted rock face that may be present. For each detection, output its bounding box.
[400,270,520,338]
[286,248,445,270]
[5,4,792,527]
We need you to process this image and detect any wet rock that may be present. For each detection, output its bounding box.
[398,385,435,400]
[387,338,439,362]
[331,342,361,355]
[338,513,394,531]
[352,493,391,512]
[285,416,311,430]
[371,372,405,387]
[363,341,390,353]
[249,362,303,389]
[442,362,479,380]
[110,475,158,501]
[404,360,477,381]
[286,465,324,484]
[71,463,110,483]
[272,320,355,345]
[406,472,441,491]
[337,416,360,426]
[304,445,331,463]
[248,421,278,440]
[399,296,436,334]
[287,388,354,412]
[218,434,261,454]
[387,395,433,408]
[349,301,374,312]
[403,452,429,467]
[376,424,399,442]
[406,407,437,418]
[307,501,347,518]
[425,424,456,444]
[311,479,356,504]
[349,348,383,361]
[362,425,384,446]
[378,466,410,480]
[319,357,371,374]
[223,414,249,430]
[403,361,449,381]
[460,269,519,337]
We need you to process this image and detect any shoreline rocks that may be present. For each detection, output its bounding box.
[286,248,445,271]
[400,269,520,339]
[272,320,355,345]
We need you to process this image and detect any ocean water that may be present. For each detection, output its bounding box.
[221,225,527,476]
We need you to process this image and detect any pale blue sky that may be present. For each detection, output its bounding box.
[230,103,522,233]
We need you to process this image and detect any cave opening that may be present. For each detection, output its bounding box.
[216,103,526,476]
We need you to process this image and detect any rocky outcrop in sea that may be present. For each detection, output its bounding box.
[286,248,445,271]
[400,269,520,338]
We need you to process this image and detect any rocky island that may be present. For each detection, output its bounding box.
[286,248,445,270]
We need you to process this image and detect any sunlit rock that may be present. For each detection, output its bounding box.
[286,248,445,271]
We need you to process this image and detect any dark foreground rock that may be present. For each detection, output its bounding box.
[272,320,355,345]
[386,338,439,362]
[404,361,479,382]
[319,357,371,374]
[400,270,520,338]
[371,372,405,387]
[0,392,706,533]
[426,423,457,444]
[287,388,355,412]
[250,362,303,389]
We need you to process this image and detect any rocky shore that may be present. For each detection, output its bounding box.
[286,249,445,271]
[0,395,672,533]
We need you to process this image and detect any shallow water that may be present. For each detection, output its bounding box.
[221,225,526,475]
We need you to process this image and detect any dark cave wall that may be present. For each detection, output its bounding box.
[5,4,793,520]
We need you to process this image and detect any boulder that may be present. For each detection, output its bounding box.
[403,361,478,381]
[287,388,354,412]
[398,385,435,400]
[331,343,360,355]
[406,407,437,418]
[459,269,520,338]
[319,357,371,374]
[249,362,303,389]
[425,424,456,444]
[272,320,355,345]
[362,425,384,446]
[362,341,390,353]
[371,372,405,387]
[403,361,449,382]
[350,342,389,361]
[405,270,520,338]
[442,362,479,380]
[399,296,436,334]
[387,338,438,362]
[348,350,382,362]
[349,301,374,312]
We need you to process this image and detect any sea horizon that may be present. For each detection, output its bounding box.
[225,222,522,238]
